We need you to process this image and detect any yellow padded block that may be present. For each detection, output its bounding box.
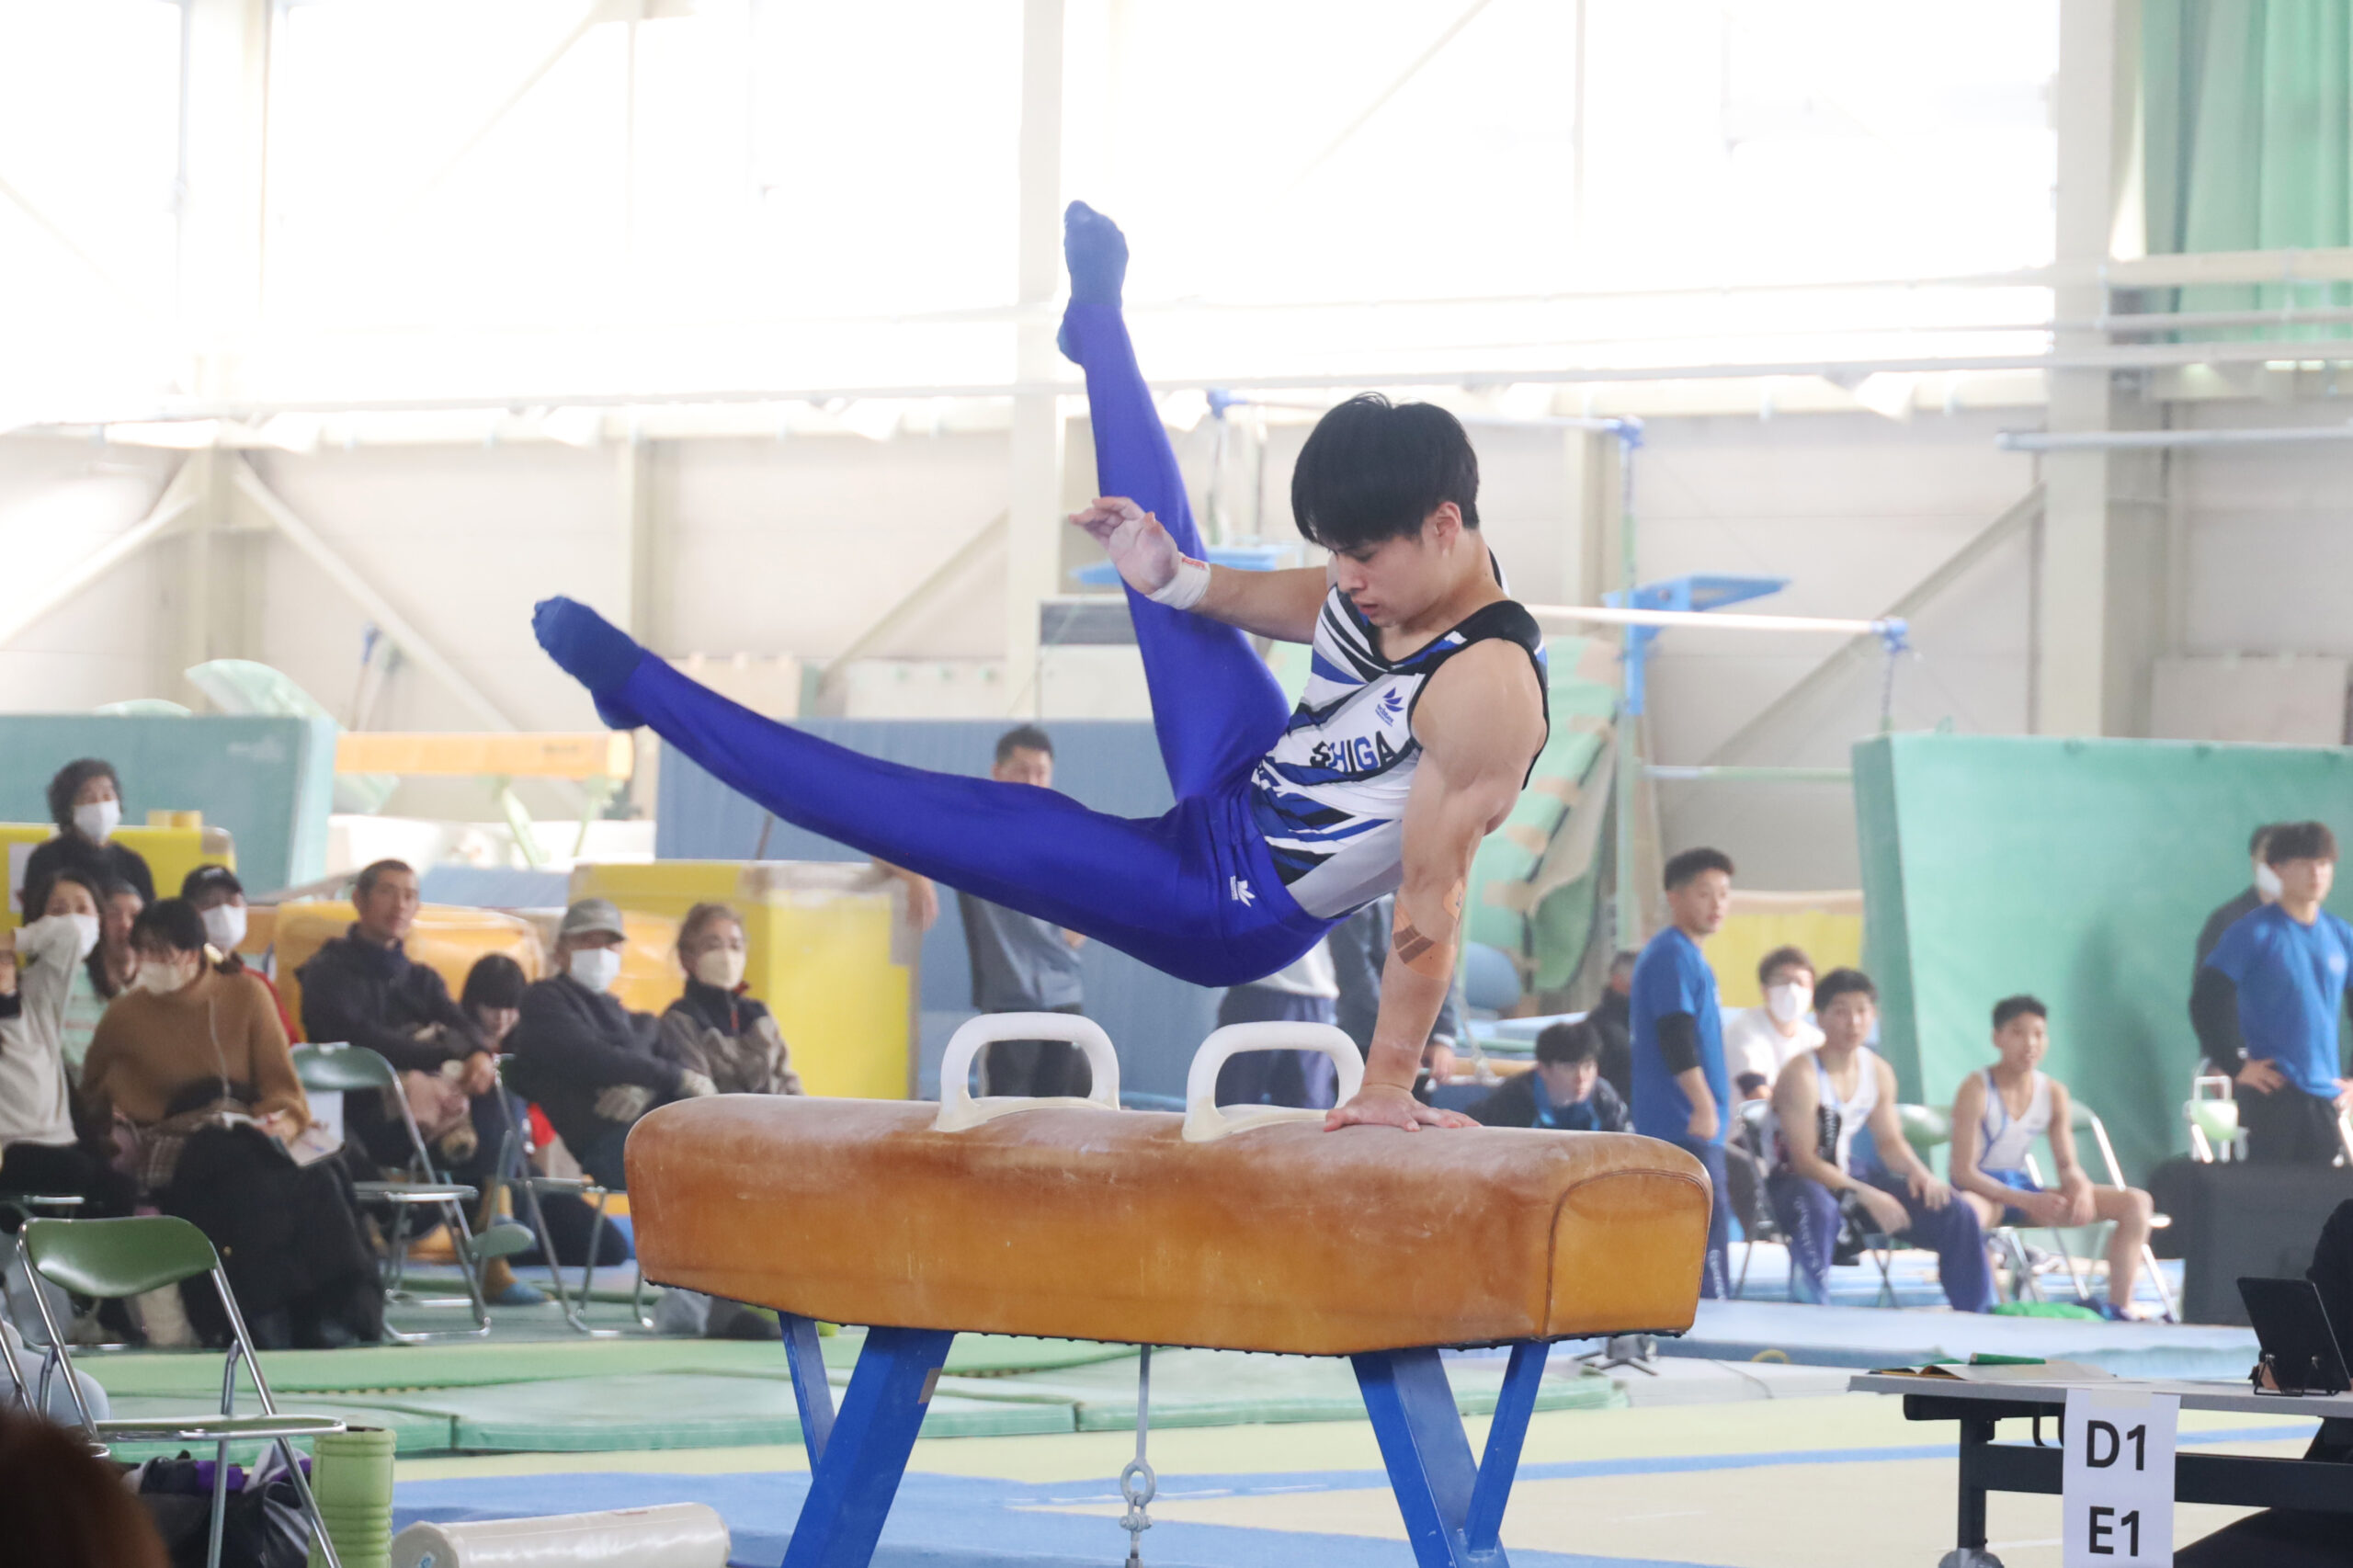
[570,861,915,1100]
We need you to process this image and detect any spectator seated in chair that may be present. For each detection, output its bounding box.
[18,757,154,928]
[1947,994,2156,1320]
[0,868,134,1219]
[509,898,716,1191]
[178,866,296,1043]
[1724,945,1822,1102]
[83,901,380,1347]
[56,876,141,1081]
[297,859,502,1184]
[83,899,308,1166]
[453,951,546,1307]
[1763,967,1993,1312]
[656,903,801,1096]
[1466,1018,1629,1131]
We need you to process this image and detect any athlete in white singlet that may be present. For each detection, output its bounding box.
[1946,994,2156,1318]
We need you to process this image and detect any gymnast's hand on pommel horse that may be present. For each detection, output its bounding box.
[530,199,1551,1131]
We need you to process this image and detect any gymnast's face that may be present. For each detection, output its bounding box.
[1328,504,1464,627]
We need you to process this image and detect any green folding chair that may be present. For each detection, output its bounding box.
[19,1216,346,1568]
[292,1043,532,1341]
[485,1060,651,1336]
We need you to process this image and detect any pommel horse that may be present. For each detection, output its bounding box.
[628,1015,1711,1568]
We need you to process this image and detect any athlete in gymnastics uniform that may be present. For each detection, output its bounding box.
[1947,994,2155,1317]
[533,203,1550,1131]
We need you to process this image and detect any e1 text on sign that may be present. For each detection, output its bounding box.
[2062,1387,2177,1567]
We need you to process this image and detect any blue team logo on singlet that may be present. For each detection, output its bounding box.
[1377,688,1405,722]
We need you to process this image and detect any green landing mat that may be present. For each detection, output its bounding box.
[936,1350,1625,1431]
[372,1374,1073,1452]
[82,1340,792,1400]
[99,1396,455,1462]
[85,1332,1137,1402]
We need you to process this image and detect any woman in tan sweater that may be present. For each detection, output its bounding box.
[82,899,307,1138]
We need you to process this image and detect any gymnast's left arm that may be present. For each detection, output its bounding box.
[1325,642,1548,1134]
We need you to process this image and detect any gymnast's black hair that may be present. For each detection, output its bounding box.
[1290,393,1480,551]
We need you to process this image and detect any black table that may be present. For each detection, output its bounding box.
[1848,1372,2353,1567]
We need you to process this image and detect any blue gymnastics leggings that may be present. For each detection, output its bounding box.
[540,302,1329,989]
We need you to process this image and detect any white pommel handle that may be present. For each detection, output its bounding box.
[1182,1022,1366,1142]
[933,1012,1123,1131]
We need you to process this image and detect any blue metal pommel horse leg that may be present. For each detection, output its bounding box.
[777,1313,1552,1568]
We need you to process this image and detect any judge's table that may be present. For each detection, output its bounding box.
[1849,1365,2353,1567]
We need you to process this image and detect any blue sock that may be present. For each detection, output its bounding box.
[1057,199,1128,362]
[533,597,649,728]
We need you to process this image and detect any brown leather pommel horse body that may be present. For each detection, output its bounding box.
[626,1016,1711,1568]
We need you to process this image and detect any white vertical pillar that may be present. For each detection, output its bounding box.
[176,0,272,403]
[621,438,665,653]
[166,0,272,704]
[2038,0,2146,736]
[1006,0,1067,715]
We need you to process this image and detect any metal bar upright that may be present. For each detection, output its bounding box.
[781,1326,956,1568]
[1352,1346,1499,1568]
[780,1313,837,1467]
[1463,1341,1548,1552]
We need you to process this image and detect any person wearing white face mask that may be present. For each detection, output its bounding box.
[657,903,801,1097]
[0,869,136,1215]
[17,758,155,927]
[507,898,716,1192]
[1722,946,1824,1102]
[82,899,309,1171]
[180,866,300,1046]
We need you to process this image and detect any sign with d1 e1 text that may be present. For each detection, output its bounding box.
[2062,1386,2177,1567]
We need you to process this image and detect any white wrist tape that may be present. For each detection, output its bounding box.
[1147,555,1211,611]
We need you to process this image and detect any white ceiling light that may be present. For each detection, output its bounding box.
[836,400,903,442]
[540,406,606,448]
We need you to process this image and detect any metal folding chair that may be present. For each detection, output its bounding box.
[1729,1098,1785,1300]
[291,1043,532,1342]
[483,1061,650,1336]
[20,1216,347,1568]
[2026,1100,2179,1324]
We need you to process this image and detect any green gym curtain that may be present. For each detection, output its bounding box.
[2143,0,2353,333]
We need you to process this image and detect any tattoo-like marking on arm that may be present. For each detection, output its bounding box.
[1391,878,1468,978]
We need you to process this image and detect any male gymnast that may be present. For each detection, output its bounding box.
[534,202,1550,1132]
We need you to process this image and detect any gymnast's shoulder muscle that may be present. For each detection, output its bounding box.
[1413,640,1546,808]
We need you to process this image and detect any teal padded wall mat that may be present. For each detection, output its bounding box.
[0,714,336,896]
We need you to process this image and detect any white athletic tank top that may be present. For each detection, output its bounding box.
[1771,1048,1881,1174]
[1974,1068,2051,1174]
[1248,568,1548,920]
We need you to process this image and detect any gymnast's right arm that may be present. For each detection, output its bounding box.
[1068,495,1327,642]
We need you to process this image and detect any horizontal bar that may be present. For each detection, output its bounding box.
[1526,604,1904,637]
[1998,424,2353,452]
[1645,766,1853,783]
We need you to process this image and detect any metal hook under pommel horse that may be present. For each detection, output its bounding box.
[626,1015,1711,1568]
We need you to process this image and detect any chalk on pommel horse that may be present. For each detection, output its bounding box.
[627,1014,1711,1568]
